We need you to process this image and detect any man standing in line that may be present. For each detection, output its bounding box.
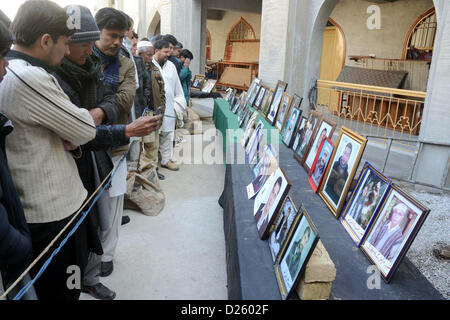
[0,0,97,300]
[153,39,185,172]
[93,7,137,279]
[163,34,182,74]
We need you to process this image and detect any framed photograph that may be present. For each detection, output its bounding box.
[262,89,274,117]
[292,116,308,152]
[241,111,259,148]
[269,196,299,262]
[266,81,288,125]
[201,79,217,93]
[253,167,291,240]
[281,106,302,148]
[252,144,278,178]
[360,185,430,282]
[225,88,234,103]
[235,92,247,114]
[318,127,367,218]
[303,116,337,172]
[253,86,268,110]
[231,96,242,114]
[238,106,250,127]
[242,107,254,129]
[294,111,321,165]
[340,163,391,246]
[248,83,262,108]
[275,208,319,300]
[229,90,237,109]
[244,77,261,107]
[307,138,334,193]
[246,120,265,163]
[192,74,205,90]
[275,93,292,131]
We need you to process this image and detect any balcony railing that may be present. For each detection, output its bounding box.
[315,80,426,142]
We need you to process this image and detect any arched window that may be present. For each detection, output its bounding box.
[403,7,436,60]
[206,28,212,61]
[147,10,161,38]
[224,17,256,61]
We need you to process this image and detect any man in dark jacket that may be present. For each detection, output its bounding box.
[163,34,182,74]
[54,5,161,300]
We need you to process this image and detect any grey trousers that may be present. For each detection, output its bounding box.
[100,194,124,263]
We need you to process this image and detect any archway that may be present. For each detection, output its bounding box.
[147,10,161,38]
[402,7,436,60]
[224,17,256,61]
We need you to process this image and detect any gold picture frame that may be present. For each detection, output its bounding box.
[318,127,367,218]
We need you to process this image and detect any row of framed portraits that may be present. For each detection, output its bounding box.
[226,77,431,290]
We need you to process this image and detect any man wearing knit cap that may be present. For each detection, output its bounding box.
[54,5,161,300]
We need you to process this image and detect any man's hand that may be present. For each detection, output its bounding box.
[89,108,106,126]
[125,115,163,138]
[62,140,78,151]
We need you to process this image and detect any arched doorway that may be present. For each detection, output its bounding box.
[402,7,436,61]
[224,17,256,61]
[147,10,161,38]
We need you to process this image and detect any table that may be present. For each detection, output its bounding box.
[215,99,444,300]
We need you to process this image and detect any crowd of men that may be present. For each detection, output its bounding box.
[0,0,195,300]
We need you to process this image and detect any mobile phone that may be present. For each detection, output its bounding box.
[154,106,164,116]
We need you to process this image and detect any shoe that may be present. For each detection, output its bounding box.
[121,215,130,226]
[161,160,179,171]
[100,261,114,277]
[81,283,116,300]
[157,172,165,180]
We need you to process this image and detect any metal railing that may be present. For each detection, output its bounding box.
[315,80,427,145]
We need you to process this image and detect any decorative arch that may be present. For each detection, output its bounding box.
[402,7,436,60]
[147,10,161,38]
[224,17,257,61]
[206,28,212,61]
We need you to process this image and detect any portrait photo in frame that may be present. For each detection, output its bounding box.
[191,74,205,90]
[319,127,367,217]
[253,167,291,240]
[275,208,319,300]
[269,196,299,262]
[245,77,261,107]
[262,89,274,117]
[241,111,259,148]
[307,137,334,193]
[266,81,288,125]
[303,116,337,172]
[360,185,430,282]
[254,85,268,110]
[294,111,321,165]
[231,95,242,113]
[201,79,217,93]
[275,93,292,131]
[340,162,391,246]
[246,121,265,163]
[281,106,302,148]
[246,146,279,200]
[292,116,308,152]
[248,83,262,108]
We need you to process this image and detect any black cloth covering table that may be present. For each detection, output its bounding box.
[219,141,444,300]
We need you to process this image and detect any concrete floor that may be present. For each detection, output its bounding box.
[81,101,228,300]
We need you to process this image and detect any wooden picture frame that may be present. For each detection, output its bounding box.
[248,83,262,108]
[340,162,392,247]
[275,93,292,132]
[192,74,205,90]
[201,79,217,93]
[318,127,368,218]
[266,80,288,126]
[253,167,292,240]
[307,137,334,193]
[262,89,274,117]
[360,184,430,283]
[294,111,322,165]
[302,116,337,173]
[275,207,319,300]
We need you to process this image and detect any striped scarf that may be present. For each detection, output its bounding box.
[92,45,120,92]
